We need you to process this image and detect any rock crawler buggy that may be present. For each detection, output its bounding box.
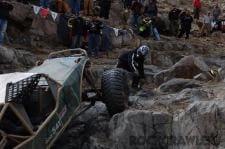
[0,49,129,149]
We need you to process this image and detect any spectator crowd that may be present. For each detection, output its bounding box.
[0,0,224,57]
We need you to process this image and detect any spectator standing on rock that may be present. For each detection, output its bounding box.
[71,11,85,48]
[40,0,50,8]
[117,45,150,88]
[55,0,70,14]
[130,0,143,31]
[168,5,181,36]
[99,0,111,20]
[193,0,201,20]
[212,4,221,21]
[87,14,103,57]
[70,0,80,15]
[144,0,157,17]
[200,12,212,36]
[0,1,13,45]
[101,21,113,56]
[178,10,193,39]
[84,0,93,16]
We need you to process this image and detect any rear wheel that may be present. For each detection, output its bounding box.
[101,68,129,116]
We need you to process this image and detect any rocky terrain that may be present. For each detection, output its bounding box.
[2,0,225,149]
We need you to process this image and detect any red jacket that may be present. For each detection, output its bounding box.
[193,0,201,9]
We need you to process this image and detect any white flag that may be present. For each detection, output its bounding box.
[113,28,119,37]
[33,5,41,15]
[50,11,58,21]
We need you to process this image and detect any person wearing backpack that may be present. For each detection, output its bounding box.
[168,5,181,36]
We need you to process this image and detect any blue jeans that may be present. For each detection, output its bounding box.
[101,27,112,52]
[88,33,100,56]
[40,0,50,8]
[131,14,140,30]
[0,19,8,45]
[70,0,80,15]
[150,26,160,41]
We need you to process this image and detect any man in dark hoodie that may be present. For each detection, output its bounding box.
[0,1,13,45]
[99,0,111,19]
[178,10,193,39]
[168,5,181,36]
[87,14,103,57]
[117,45,150,88]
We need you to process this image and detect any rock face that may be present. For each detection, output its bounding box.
[159,78,201,93]
[0,46,36,72]
[109,110,172,149]
[154,55,210,85]
[172,101,225,149]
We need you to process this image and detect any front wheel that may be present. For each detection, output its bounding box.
[101,68,129,116]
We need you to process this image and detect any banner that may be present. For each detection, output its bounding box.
[50,11,58,21]
[113,28,119,36]
[33,5,41,15]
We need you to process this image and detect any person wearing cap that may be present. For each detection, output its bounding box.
[117,45,150,88]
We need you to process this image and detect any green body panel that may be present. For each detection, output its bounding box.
[17,55,88,148]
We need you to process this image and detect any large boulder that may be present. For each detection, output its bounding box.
[159,78,202,93]
[109,110,172,149]
[154,55,210,85]
[0,46,36,72]
[172,101,225,149]
[10,1,34,24]
[54,102,111,149]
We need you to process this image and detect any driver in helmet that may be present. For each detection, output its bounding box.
[117,45,150,88]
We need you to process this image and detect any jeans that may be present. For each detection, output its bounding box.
[70,0,80,15]
[131,14,140,30]
[40,0,50,8]
[102,32,112,52]
[88,33,100,56]
[0,19,8,45]
[150,26,160,41]
[71,35,82,48]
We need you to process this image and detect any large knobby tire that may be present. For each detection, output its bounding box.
[101,68,129,116]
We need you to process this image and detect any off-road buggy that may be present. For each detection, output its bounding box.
[0,49,129,149]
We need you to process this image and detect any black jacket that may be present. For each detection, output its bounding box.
[0,1,13,20]
[117,48,145,77]
[72,16,85,35]
[168,8,181,21]
[180,14,193,30]
[88,20,103,34]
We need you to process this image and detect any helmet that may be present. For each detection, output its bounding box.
[137,45,150,57]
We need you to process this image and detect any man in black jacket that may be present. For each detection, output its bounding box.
[99,0,111,19]
[0,1,13,45]
[117,45,150,88]
[87,14,103,57]
[178,10,193,39]
[71,11,85,48]
[168,5,181,36]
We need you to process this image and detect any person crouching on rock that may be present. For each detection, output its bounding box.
[0,1,13,46]
[117,45,150,88]
[178,10,193,39]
